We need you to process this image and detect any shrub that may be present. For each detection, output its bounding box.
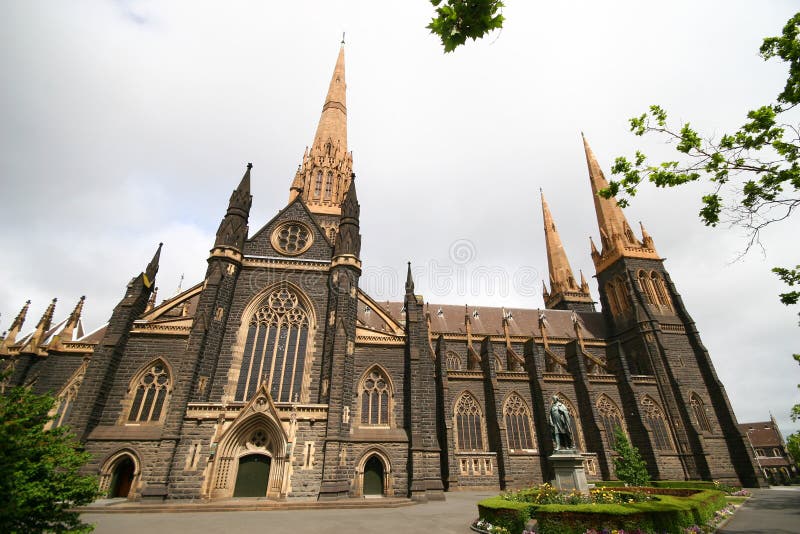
[477,496,534,534]
[612,428,651,487]
[486,489,727,534]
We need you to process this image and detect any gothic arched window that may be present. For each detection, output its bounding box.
[324,172,333,200]
[597,394,626,448]
[690,393,712,432]
[360,367,392,426]
[642,396,674,451]
[504,393,535,451]
[48,361,87,429]
[127,359,171,423]
[651,272,673,310]
[235,287,311,403]
[314,171,323,198]
[638,270,657,305]
[606,281,620,315]
[446,351,461,371]
[455,392,485,451]
[615,277,630,312]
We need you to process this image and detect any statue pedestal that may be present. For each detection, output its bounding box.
[548,450,589,495]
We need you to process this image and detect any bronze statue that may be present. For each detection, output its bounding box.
[549,395,574,450]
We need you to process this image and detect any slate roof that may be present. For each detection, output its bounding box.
[739,421,783,448]
[358,299,607,340]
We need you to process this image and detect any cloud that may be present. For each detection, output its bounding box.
[1,1,798,438]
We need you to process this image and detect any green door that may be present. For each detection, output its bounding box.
[233,454,270,497]
[363,456,384,496]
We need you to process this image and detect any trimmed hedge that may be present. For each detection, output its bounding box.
[477,496,535,534]
[477,489,726,534]
[593,480,738,491]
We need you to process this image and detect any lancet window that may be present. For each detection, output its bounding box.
[597,395,626,447]
[127,360,171,423]
[360,367,392,426]
[235,287,311,403]
[615,277,630,312]
[455,392,485,451]
[606,281,621,315]
[314,171,323,198]
[49,363,87,429]
[504,393,535,450]
[642,396,674,451]
[324,171,333,200]
[651,272,673,310]
[638,270,657,305]
[690,393,712,432]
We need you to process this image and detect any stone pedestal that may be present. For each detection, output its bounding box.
[548,450,589,495]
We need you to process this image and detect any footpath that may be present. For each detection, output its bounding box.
[718,486,800,534]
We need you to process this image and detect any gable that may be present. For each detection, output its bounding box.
[244,198,332,262]
[140,282,203,323]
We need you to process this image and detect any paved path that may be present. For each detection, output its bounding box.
[83,491,493,534]
[718,486,800,534]
[83,486,800,534]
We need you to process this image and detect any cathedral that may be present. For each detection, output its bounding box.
[0,45,765,502]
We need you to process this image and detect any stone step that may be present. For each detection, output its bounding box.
[79,497,415,514]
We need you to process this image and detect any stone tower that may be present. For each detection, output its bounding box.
[583,134,764,486]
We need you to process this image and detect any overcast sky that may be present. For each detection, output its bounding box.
[2,1,798,437]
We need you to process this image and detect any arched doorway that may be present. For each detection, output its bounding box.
[363,455,384,496]
[233,454,271,497]
[109,456,135,498]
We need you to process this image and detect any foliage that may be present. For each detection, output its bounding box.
[427,0,505,53]
[0,377,98,534]
[601,13,800,297]
[793,353,800,422]
[477,496,535,534]
[531,490,726,534]
[787,431,800,465]
[480,488,727,534]
[612,427,651,487]
[772,265,800,305]
[599,11,800,442]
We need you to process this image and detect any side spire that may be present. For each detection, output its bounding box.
[582,133,659,273]
[291,45,354,217]
[20,298,57,354]
[213,163,253,256]
[405,262,415,294]
[540,191,593,311]
[61,295,85,342]
[0,300,30,353]
[50,296,86,349]
[332,173,361,262]
[144,243,162,288]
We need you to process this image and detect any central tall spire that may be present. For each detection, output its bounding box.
[314,44,347,157]
[290,45,354,218]
[582,133,659,273]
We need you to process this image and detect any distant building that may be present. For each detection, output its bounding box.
[1,45,766,501]
[740,417,798,484]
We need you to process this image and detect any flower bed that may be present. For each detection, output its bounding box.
[593,480,742,494]
[476,484,728,534]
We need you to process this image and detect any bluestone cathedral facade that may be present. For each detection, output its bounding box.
[0,46,765,501]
